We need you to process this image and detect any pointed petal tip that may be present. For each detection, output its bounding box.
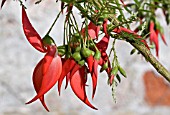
[26,98,50,112]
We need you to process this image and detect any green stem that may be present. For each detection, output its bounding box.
[46,11,62,35]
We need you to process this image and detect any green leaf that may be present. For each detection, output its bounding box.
[118,66,127,78]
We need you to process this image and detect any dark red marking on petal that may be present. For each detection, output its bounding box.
[103,19,108,37]
[96,35,110,52]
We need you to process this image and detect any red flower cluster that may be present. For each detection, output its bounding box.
[149,21,167,57]
[22,4,153,110]
[22,7,112,111]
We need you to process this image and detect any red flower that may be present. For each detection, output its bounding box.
[57,58,98,109]
[113,27,149,49]
[81,22,100,40]
[150,21,159,57]
[70,65,97,110]
[22,7,62,111]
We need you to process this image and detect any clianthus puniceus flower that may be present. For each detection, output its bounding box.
[22,7,62,111]
[21,5,160,111]
[22,7,98,111]
[149,20,167,57]
[1,0,170,112]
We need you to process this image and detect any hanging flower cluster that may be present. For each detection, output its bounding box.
[21,3,129,110]
[1,0,170,112]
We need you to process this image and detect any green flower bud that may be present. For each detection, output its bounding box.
[42,35,55,46]
[75,46,81,52]
[111,66,118,76]
[78,60,85,66]
[100,61,108,72]
[72,52,82,61]
[118,66,127,78]
[81,48,92,58]
[94,50,101,60]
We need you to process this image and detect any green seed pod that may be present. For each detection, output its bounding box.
[116,74,121,83]
[78,60,85,66]
[58,45,67,50]
[72,52,82,61]
[100,61,108,72]
[94,50,101,60]
[65,52,71,59]
[97,21,103,26]
[42,35,55,46]
[75,46,81,52]
[130,49,136,55]
[91,51,95,56]
[81,48,92,58]
[58,49,66,56]
[111,66,118,76]
[103,10,109,19]
[98,15,104,22]
[74,33,80,38]
[118,66,127,78]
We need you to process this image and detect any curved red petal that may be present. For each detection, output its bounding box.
[103,19,108,37]
[65,72,70,89]
[29,59,49,111]
[91,60,98,99]
[26,53,62,104]
[81,22,100,40]
[70,64,81,77]
[86,55,94,73]
[154,30,159,57]
[70,68,97,110]
[22,7,46,53]
[88,22,98,39]
[96,35,110,52]
[58,58,76,95]
[160,32,167,45]
[43,46,56,74]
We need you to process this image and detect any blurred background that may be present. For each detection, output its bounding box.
[0,0,170,115]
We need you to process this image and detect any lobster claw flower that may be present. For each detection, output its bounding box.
[22,7,63,111]
[81,22,100,40]
[58,58,76,95]
[26,46,62,107]
[113,27,149,49]
[150,21,159,57]
[70,66,97,110]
